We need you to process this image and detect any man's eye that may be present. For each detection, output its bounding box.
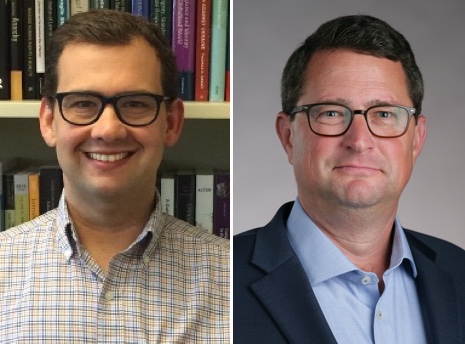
[72,101,96,108]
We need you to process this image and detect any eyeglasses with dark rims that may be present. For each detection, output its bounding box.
[289,103,418,138]
[51,92,174,127]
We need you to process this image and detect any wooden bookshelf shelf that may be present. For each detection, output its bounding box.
[0,101,230,119]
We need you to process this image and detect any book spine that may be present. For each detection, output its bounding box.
[194,0,211,101]
[132,0,149,19]
[175,171,196,225]
[44,0,57,56]
[150,0,172,45]
[23,0,37,99]
[172,0,196,100]
[160,172,175,216]
[195,172,214,232]
[111,0,130,11]
[208,0,228,101]
[35,0,45,96]
[28,172,40,220]
[213,171,229,239]
[57,0,70,26]
[91,0,110,9]
[10,0,23,100]
[39,166,63,215]
[14,172,30,225]
[0,0,11,99]
[71,0,90,14]
[225,8,229,101]
[3,172,16,229]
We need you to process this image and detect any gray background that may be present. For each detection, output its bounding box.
[233,0,465,249]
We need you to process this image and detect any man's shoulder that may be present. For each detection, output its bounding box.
[161,214,230,255]
[406,229,465,256]
[0,211,57,247]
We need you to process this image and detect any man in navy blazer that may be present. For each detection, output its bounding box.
[234,15,465,344]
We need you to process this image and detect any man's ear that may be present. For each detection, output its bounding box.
[412,114,427,163]
[39,97,57,148]
[276,111,294,164]
[164,98,184,147]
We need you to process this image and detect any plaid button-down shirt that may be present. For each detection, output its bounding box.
[0,193,230,343]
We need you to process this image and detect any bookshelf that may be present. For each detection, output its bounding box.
[0,101,230,171]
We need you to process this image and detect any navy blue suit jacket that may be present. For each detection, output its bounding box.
[234,202,465,344]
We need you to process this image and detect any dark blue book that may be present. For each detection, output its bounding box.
[132,0,149,20]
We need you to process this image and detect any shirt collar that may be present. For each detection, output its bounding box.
[56,189,165,262]
[286,198,417,286]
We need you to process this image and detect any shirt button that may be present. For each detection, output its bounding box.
[105,291,115,301]
[143,255,150,264]
[377,310,383,319]
[361,276,371,284]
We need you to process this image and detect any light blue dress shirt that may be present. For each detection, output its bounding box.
[286,199,427,344]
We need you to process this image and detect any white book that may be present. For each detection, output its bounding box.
[70,0,90,15]
[35,0,45,74]
[195,171,214,233]
[160,172,175,216]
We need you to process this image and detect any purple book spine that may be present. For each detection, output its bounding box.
[172,0,195,100]
[213,172,230,239]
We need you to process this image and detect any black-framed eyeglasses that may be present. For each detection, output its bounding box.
[289,103,418,138]
[52,92,174,127]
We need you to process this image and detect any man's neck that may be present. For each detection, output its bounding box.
[65,191,156,274]
[302,200,397,291]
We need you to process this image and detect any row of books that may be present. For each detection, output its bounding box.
[159,170,230,239]
[0,160,230,239]
[0,162,63,231]
[0,0,230,103]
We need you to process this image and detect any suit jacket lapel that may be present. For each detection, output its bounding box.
[250,203,337,344]
[407,232,460,344]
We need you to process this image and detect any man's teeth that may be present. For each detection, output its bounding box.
[88,152,128,162]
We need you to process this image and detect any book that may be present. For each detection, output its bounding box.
[35,0,45,97]
[39,165,63,215]
[194,0,211,101]
[14,168,37,225]
[111,0,131,11]
[175,170,196,225]
[44,0,57,56]
[3,167,19,230]
[23,0,37,99]
[195,171,214,232]
[0,159,17,231]
[0,0,11,99]
[71,0,90,14]
[131,0,149,19]
[29,171,40,220]
[90,0,110,9]
[225,8,229,101]
[10,0,23,100]
[213,170,229,239]
[208,0,228,101]
[172,0,196,100]
[57,0,70,26]
[149,0,173,45]
[160,171,175,216]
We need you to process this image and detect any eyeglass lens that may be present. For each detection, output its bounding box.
[61,93,160,126]
[308,104,410,137]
